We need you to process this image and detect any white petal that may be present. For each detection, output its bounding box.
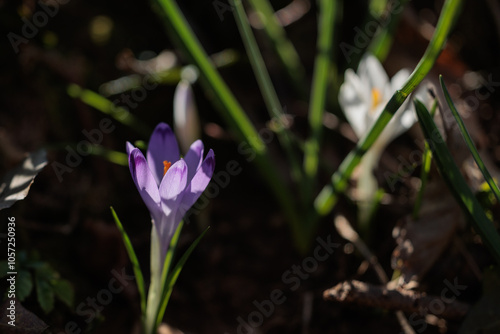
[358,54,390,92]
[339,82,369,138]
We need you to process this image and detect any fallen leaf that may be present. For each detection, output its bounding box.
[392,176,466,284]
[0,149,47,210]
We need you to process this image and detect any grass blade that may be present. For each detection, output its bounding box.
[67,84,151,137]
[412,98,438,219]
[440,75,500,203]
[303,0,338,203]
[231,0,303,185]
[414,99,500,264]
[110,207,147,318]
[247,0,307,98]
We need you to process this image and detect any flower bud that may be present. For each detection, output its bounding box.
[173,80,201,154]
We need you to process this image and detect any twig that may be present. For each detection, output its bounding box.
[324,280,470,319]
[334,215,415,333]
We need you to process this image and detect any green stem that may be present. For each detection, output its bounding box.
[303,0,338,195]
[314,0,464,216]
[151,0,307,252]
[232,0,303,186]
[412,98,438,219]
[368,0,411,62]
[247,0,307,98]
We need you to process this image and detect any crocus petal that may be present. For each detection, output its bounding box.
[158,159,188,254]
[358,54,390,93]
[129,148,162,223]
[390,69,410,92]
[184,140,204,183]
[126,141,135,155]
[147,123,180,185]
[339,70,369,138]
[178,149,215,218]
[159,159,188,203]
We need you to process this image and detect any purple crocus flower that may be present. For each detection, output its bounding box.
[126,123,215,264]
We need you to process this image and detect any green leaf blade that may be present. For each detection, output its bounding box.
[414,99,500,264]
[440,75,500,204]
[110,207,146,317]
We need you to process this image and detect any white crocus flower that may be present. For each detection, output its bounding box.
[339,54,422,226]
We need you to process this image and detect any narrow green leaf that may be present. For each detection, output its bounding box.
[368,0,411,62]
[303,0,338,206]
[154,226,210,329]
[231,0,303,185]
[440,75,500,203]
[67,84,151,137]
[52,279,74,309]
[110,207,147,318]
[247,0,307,98]
[413,98,438,219]
[414,99,500,264]
[17,270,33,302]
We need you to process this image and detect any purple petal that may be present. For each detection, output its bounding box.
[159,159,188,203]
[158,159,188,254]
[178,149,215,217]
[128,148,162,222]
[184,140,204,183]
[126,141,135,155]
[147,123,180,185]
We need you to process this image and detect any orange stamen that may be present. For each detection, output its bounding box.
[371,88,382,112]
[163,161,172,176]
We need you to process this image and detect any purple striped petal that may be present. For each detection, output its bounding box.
[147,123,180,185]
[128,148,162,223]
[178,149,215,217]
[184,140,204,183]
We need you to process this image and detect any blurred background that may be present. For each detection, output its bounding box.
[1,0,500,333]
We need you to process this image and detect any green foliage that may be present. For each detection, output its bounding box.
[414,99,500,264]
[0,251,74,314]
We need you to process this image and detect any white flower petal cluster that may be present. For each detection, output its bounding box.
[339,54,420,151]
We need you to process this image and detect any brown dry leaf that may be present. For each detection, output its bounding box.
[0,149,47,210]
[392,176,466,284]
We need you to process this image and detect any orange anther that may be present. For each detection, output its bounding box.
[163,161,172,176]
